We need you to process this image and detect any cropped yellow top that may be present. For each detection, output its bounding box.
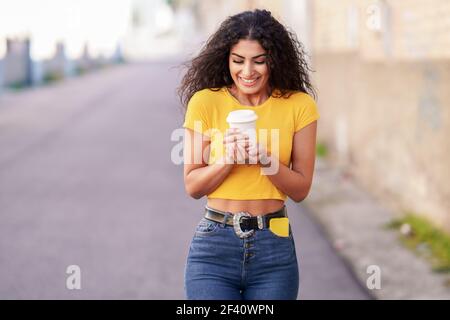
[183,87,320,201]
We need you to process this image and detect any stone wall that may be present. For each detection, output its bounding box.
[310,0,450,230]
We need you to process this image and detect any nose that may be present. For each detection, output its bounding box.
[241,62,254,77]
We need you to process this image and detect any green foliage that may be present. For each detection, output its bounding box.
[74,66,87,76]
[316,142,328,158]
[386,213,450,272]
[7,81,28,90]
[43,71,63,84]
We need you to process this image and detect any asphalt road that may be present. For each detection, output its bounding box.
[0,61,370,299]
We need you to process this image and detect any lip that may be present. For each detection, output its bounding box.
[239,76,260,87]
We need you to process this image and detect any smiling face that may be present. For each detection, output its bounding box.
[228,39,270,96]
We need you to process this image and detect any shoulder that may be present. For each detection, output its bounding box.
[186,88,226,122]
[187,88,227,117]
[190,88,226,104]
[286,91,316,106]
[272,90,316,110]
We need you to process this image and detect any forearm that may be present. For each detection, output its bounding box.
[263,156,311,202]
[185,160,234,199]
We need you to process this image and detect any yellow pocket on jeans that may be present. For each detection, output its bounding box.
[269,217,290,237]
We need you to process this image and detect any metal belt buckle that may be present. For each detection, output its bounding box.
[233,212,254,239]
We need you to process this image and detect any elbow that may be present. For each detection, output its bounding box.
[184,175,203,199]
[190,192,204,200]
[291,195,306,203]
[291,189,310,203]
[184,184,204,200]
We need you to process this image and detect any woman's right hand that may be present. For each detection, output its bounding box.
[221,128,249,164]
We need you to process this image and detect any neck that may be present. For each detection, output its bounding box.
[229,85,271,107]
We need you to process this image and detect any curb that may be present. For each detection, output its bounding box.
[303,158,450,299]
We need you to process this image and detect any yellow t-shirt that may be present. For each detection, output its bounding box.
[183,87,320,201]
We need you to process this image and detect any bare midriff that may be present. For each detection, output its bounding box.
[207,198,285,216]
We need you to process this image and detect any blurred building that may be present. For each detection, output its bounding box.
[2,38,32,88]
[0,58,3,93]
[123,0,181,59]
[36,42,70,84]
[76,44,94,73]
[192,0,312,57]
[310,0,450,231]
[194,0,283,37]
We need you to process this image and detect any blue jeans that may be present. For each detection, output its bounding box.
[184,215,299,300]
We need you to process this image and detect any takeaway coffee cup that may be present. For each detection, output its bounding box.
[226,110,258,163]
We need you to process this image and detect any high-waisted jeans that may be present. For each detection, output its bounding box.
[184,216,299,300]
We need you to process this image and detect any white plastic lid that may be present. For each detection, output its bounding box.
[226,110,258,124]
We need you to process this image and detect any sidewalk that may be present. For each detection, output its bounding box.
[303,158,450,299]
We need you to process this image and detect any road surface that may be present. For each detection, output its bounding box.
[0,61,370,299]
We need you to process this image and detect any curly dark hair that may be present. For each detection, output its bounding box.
[178,9,316,109]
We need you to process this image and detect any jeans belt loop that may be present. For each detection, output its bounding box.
[223,212,230,225]
[257,216,264,230]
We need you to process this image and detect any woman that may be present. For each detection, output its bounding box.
[178,9,319,300]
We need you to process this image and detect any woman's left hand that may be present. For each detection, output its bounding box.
[246,141,272,167]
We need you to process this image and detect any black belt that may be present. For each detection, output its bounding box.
[204,205,287,238]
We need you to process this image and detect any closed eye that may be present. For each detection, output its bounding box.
[232,60,266,65]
